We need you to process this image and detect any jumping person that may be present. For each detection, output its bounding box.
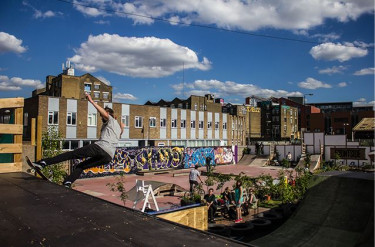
[33,92,124,188]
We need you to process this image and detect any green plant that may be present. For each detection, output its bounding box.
[281,158,290,168]
[41,127,67,184]
[304,153,311,169]
[106,172,128,206]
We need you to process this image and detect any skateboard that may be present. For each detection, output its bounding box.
[25,156,50,181]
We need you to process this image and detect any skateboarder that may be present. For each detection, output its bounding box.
[33,92,124,187]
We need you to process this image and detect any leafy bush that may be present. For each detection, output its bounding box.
[41,127,67,184]
[106,172,128,206]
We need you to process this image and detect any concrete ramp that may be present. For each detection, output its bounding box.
[250,171,374,247]
[0,173,247,247]
[237,154,256,166]
[296,154,321,171]
[249,156,269,167]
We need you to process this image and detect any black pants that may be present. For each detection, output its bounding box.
[42,143,112,184]
[189,180,198,192]
[208,205,217,221]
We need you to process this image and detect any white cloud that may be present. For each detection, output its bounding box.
[70,33,211,78]
[319,65,347,75]
[310,42,368,62]
[113,92,138,101]
[337,82,347,87]
[353,98,375,108]
[96,76,111,85]
[22,1,62,19]
[298,77,332,89]
[94,20,110,25]
[354,67,375,76]
[0,75,43,91]
[72,0,374,32]
[172,79,303,99]
[0,32,27,54]
[293,30,340,42]
[73,0,109,17]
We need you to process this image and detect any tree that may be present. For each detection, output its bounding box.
[41,127,67,184]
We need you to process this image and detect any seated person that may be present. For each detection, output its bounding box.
[248,188,258,209]
[204,188,217,223]
[221,187,233,206]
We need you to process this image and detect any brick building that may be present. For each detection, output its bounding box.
[24,92,233,149]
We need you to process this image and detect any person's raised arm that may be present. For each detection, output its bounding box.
[86,92,109,121]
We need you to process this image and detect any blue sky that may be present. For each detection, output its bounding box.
[0,0,374,107]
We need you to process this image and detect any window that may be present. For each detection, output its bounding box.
[93,91,100,98]
[223,122,227,130]
[215,122,219,129]
[135,116,143,128]
[102,92,109,100]
[160,118,166,128]
[171,119,177,128]
[199,121,204,129]
[94,84,100,90]
[181,119,186,128]
[88,113,97,126]
[290,118,293,124]
[207,121,212,129]
[84,83,91,92]
[191,120,196,129]
[178,103,183,108]
[67,112,77,125]
[194,104,197,110]
[121,115,129,127]
[48,111,59,125]
[149,117,156,127]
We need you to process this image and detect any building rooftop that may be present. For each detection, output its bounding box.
[353,118,375,132]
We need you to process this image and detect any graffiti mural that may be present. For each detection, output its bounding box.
[214,147,234,165]
[78,146,235,178]
[184,147,215,168]
[79,146,185,178]
[183,146,234,169]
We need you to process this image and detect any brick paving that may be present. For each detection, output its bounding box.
[73,164,284,213]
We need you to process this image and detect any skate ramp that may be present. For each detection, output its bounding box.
[250,171,374,247]
[237,154,256,166]
[0,173,247,247]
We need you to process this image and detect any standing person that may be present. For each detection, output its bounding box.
[232,180,244,223]
[205,154,212,173]
[287,152,292,166]
[189,165,203,192]
[260,142,264,155]
[204,188,217,223]
[33,92,124,188]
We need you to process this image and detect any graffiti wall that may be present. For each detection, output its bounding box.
[183,146,234,168]
[79,146,235,178]
[80,146,185,177]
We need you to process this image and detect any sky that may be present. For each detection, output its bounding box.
[0,0,374,107]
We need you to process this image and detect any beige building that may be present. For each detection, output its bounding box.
[23,95,232,149]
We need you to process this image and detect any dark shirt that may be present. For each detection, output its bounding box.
[206,157,212,165]
[204,194,216,204]
[222,191,232,202]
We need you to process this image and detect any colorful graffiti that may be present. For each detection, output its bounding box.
[78,146,235,178]
[183,146,234,168]
[80,146,184,177]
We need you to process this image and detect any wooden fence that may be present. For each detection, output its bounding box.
[0,98,24,173]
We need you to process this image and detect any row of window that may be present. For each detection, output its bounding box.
[132,116,227,130]
[48,112,228,130]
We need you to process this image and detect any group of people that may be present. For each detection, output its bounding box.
[204,181,258,224]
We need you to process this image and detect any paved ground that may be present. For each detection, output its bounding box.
[0,172,249,247]
[73,164,284,211]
